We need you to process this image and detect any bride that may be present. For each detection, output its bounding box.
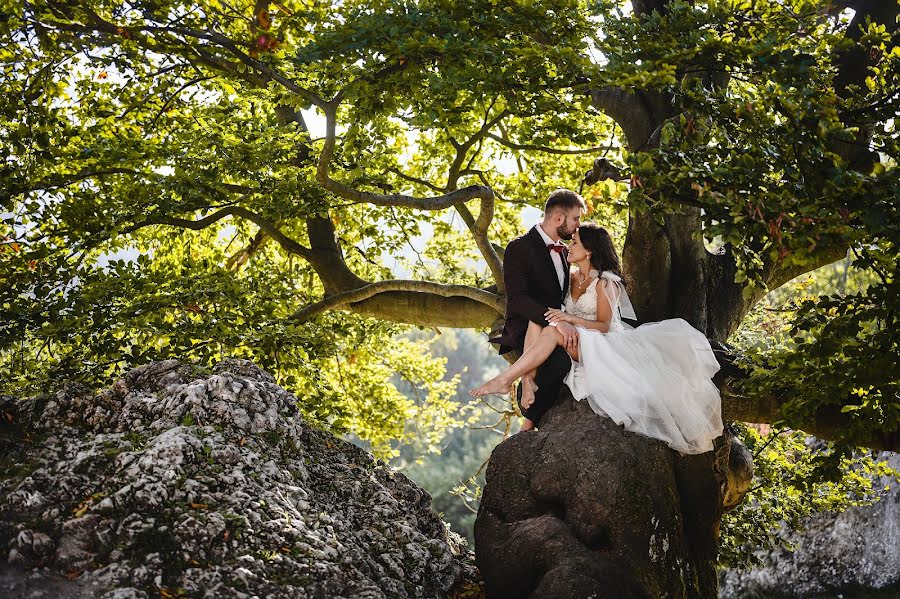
[471,223,723,455]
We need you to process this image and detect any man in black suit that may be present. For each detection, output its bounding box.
[491,189,586,429]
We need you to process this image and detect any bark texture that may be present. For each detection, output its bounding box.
[474,388,753,598]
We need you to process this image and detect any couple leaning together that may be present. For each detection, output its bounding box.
[471,189,723,455]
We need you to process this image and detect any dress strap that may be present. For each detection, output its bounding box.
[600,271,637,320]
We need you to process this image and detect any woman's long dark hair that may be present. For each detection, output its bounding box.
[576,223,628,288]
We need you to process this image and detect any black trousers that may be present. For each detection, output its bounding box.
[520,345,571,425]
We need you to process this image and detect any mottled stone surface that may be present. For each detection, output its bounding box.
[1,360,478,598]
[719,452,900,598]
[475,387,751,599]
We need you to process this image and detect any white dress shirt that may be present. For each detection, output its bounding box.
[534,224,566,292]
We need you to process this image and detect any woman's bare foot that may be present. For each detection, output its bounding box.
[469,376,512,398]
[520,376,537,409]
[519,418,535,432]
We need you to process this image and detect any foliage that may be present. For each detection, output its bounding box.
[2,0,897,432]
[723,258,898,568]
[616,1,898,281]
[730,255,877,351]
[605,2,900,449]
[732,249,898,448]
[0,226,460,458]
[719,423,896,569]
[391,328,509,542]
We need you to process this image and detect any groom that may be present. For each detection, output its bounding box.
[491,189,586,427]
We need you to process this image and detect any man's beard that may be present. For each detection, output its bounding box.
[557,224,575,240]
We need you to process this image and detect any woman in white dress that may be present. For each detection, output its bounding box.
[471,223,723,455]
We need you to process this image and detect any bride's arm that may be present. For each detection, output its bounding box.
[544,281,613,333]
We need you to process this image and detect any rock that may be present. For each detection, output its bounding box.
[1,359,476,598]
[475,387,751,598]
[0,562,98,599]
[719,451,900,598]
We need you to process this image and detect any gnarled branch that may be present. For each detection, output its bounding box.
[129,206,311,259]
[316,101,505,290]
[291,280,503,323]
[315,101,494,209]
[720,383,899,452]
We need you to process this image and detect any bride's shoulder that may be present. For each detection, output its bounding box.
[600,270,621,281]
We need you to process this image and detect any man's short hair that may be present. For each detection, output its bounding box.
[544,189,586,216]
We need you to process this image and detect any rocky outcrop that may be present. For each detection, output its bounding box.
[719,452,900,598]
[474,387,752,599]
[0,360,478,598]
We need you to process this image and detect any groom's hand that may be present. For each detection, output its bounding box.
[556,321,579,352]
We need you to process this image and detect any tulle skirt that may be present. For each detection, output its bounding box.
[564,318,723,455]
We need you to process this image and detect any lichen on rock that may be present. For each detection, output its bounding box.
[1,360,477,598]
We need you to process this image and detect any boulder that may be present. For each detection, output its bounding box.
[0,360,478,598]
[475,387,752,598]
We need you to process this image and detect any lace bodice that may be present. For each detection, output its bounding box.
[563,270,628,332]
[564,276,601,320]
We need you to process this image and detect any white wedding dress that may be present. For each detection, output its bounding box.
[562,270,723,454]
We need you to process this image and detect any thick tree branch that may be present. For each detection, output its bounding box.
[316,102,504,291]
[127,207,237,232]
[706,344,899,451]
[444,108,506,292]
[589,87,672,152]
[291,280,503,323]
[720,385,899,452]
[295,211,505,328]
[129,206,311,259]
[296,216,501,328]
[340,291,502,329]
[303,216,368,294]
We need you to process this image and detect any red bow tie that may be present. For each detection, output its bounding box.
[547,243,566,253]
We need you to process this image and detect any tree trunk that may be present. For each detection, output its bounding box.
[474,390,752,598]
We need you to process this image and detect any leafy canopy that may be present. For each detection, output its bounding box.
[0,2,897,465]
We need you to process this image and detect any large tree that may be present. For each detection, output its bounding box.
[1,2,898,585]
[2,0,898,594]
[3,0,896,449]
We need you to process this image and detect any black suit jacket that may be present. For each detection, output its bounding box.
[492,227,569,354]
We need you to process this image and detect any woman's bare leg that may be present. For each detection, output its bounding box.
[520,321,543,409]
[519,341,579,433]
[470,326,568,397]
